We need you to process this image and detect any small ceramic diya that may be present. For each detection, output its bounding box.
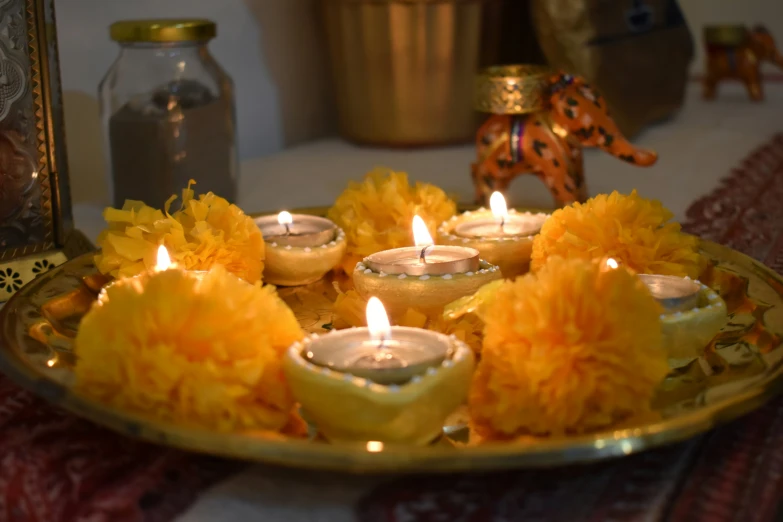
[283,297,475,445]
[96,245,179,304]
[255,211,346,286]
[637,273,701,313]
[606,258,727,366]
[353,215,502,316]
[439,192,548,278]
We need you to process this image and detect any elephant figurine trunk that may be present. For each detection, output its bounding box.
[703,24,783,101]
[472,66,657,208]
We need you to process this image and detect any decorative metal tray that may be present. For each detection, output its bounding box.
[0,235,781,473]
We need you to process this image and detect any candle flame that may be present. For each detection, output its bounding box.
[277,211,293,226]
[489,191,509,222]
[412,215,433,247]
[156,245,173,271]
[606,258,619,270]
[366,441,384,452]
[366,296,391,341]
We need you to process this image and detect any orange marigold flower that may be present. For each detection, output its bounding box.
[470,256,668,437]
[95,181,264,283]
[531,190,702,278]
[327,168,457,273]
[74,265,304,433]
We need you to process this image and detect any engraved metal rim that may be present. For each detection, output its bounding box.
[474,64,553,115]
[703,25,749,46]
[0,240,781,474]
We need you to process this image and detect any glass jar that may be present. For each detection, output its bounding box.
[99,19,237,209]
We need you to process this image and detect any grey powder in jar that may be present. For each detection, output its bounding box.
[108,79,237,209]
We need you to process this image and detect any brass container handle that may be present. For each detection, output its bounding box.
[474,65,553,115]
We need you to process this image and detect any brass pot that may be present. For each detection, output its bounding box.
[322,0,502,147]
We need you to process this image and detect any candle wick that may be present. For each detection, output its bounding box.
[284,224,291,235]
[499,216,505,232]
[419,245,433,264]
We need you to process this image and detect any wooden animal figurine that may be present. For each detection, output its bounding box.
[703,25,783,101]
[472,66,658,207]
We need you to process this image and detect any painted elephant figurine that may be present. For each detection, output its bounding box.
[472,72,658,207]
[703,25,783,101]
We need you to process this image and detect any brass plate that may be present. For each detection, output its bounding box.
[0,240,782,473]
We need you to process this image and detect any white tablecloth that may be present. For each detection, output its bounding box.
[70,82,783,522]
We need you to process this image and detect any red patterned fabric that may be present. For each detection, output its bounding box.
[357,133,783,522]
[684,133,783,271]
[0,374,240,522]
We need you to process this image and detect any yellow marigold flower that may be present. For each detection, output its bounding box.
[327,167,457,273]
[74,265,304,433]
[470,256,668,437]
[531,190,701,278]
[95,182,264,283]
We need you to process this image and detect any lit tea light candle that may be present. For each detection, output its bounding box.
[354,216,502,316]
[637,274,701,313]
[605,258,701,313]
[155,244,173,270]
[255,211,346,286]
[303,297,451,384]
[257,211,338,248]
[97,245,181,304]
[439,192,548,278]
[284,296,475,444]
[604,257,728,366]
[364,215,480,276]
[453,192,543,238]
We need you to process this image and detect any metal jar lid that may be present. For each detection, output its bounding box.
[110,19,216,43]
